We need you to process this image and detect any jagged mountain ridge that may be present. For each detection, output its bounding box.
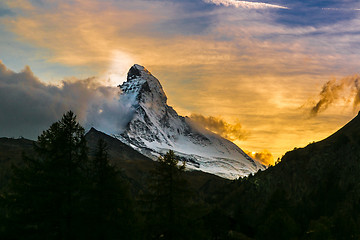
[116,64,265,179]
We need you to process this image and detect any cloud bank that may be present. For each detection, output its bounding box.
[0,61,135,139]
[189,114,249,141]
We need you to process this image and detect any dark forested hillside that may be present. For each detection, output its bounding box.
[2,113,360,239]
[222,113,360,239]
[0,137,35,189]
[0,114,229,239]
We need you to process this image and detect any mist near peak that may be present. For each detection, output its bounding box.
[189,113,249,141]
[0,61,135,139]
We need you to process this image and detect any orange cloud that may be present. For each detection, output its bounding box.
[189,114,249,141]
[246,150,274,166]
[2,0,158,68]
[2,0,332,74]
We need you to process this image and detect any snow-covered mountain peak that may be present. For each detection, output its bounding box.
[116,65,266,179]
[120,64,167,106]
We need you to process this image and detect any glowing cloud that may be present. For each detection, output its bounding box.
[204,0,289,9]
[304,75,360,117]
[246,150,274,166]
[102,50,134,86]
[189,114,249,141]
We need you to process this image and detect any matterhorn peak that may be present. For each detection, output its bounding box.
[127,64,150,80]
[116,64,265,179]
[120,64,167,105]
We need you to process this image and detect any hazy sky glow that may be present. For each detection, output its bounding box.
[1,0,360,164]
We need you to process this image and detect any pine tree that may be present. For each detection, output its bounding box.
[144,150,192,240]
[84,138,136,239]
[4,111,89,239]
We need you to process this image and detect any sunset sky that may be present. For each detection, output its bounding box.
[1,0,360,164]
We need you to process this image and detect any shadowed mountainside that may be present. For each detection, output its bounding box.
[221,112,360,239]
[0,137,35,189]
[0,128,229,197]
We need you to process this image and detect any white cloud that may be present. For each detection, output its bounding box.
[204,0,289,9]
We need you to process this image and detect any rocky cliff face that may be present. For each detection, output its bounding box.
[116,64,265,179]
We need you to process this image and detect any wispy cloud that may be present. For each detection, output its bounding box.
[204,0,289,9]
[322,8,360,11]
[189,114,249,141]
[303,75,360,117]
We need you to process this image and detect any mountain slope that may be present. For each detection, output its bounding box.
[86,128,229,194]
[219,112,360,238]
[117,64,265,179]
[0,137,35,189]
[0,130,228,197]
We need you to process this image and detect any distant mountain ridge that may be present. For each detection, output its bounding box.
[116,64,265,179]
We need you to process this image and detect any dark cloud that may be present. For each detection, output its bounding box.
[310,79,346,116]
[0,61,135,139]
[189,114,249,141]
[305,75,360,117]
